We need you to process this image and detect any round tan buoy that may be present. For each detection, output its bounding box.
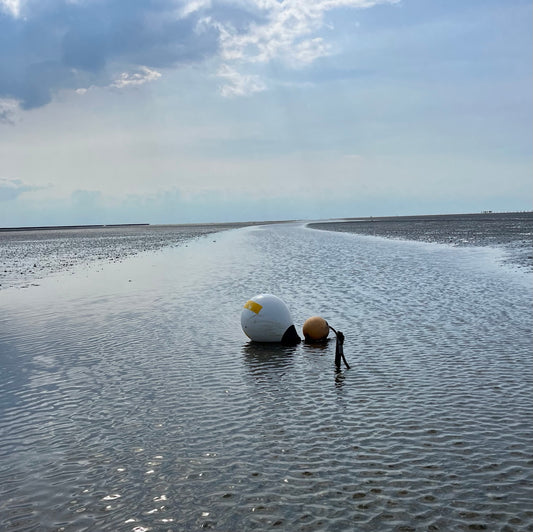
[302,316,330,342]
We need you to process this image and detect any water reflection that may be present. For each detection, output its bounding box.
[242,339,349,388]
[334,368,346,389]
[242,342,297,378]
[302,338,338,368]
[301,339,331,352]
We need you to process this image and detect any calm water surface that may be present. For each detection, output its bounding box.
[0,222,532,531]
[0,223,250,291]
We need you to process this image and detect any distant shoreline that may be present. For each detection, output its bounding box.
[1,212,530,233]
[0,220,292,233]
[0,223,150,232]
[316,211,532,224]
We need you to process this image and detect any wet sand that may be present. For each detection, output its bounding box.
[1,222,531,531]
[309,212,533,271]
[0,222,272,290]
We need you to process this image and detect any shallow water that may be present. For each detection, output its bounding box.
[0,223,250,291]
[309,212,533,272]
[1,223,532,531]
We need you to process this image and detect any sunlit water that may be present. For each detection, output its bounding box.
[0,224,247,291]
[1,222,532,531]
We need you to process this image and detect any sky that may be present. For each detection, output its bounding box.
[0,0,531,226]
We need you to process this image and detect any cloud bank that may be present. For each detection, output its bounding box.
[0,177,41,200]
[0,0,395,111]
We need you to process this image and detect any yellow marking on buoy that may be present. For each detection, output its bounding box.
[244,300,263,314]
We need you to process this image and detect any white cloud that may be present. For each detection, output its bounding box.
[0,98,19,123]
[215,0,397,96]
[291,37,330,66]
[179,0,212,18]
[111,67,162,89]
[220,0,398,66]
[74,66,162,96]
[1,0,397,108]
[217,64,266,97]
[0,0,20,17]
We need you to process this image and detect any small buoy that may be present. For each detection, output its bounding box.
[241,294,301,345]
[303,316,330,342]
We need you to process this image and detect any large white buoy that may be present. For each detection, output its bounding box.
[241,294,301,345]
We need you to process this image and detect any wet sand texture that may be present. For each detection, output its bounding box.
[309,212,533,271]
[0,220,531,531]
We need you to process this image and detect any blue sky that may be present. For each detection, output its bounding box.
[0,0,531,226]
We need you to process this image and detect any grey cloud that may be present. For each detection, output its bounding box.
[0,0,225,109]
[2,0,382,109]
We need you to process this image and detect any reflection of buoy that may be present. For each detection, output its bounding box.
[241,294,301,345]
[302,316,330,342]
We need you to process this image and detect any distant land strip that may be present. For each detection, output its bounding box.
[312,211,532,224]
[0,223,150,232]
[0,220,294,232]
